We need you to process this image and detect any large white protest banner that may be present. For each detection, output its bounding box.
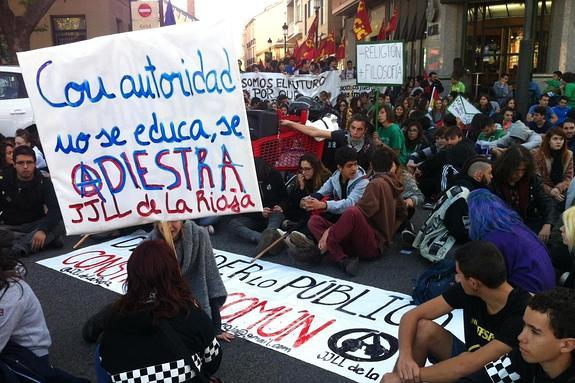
[241,71,340,103]
[447,95,481,125]
[356,41,404,86]
[17,22,262,235]
[38,234,464,383]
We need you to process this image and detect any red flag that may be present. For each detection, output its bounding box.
[325,31,336,56]
[378,7,399,40]
[293,41,301,61]
[385,8,399,37]
[336,36,345,61]
[299,36,316,61]
[377,19,387,41]
[317,37,327,59]
[307,15,318,40]
[353,0,372,41]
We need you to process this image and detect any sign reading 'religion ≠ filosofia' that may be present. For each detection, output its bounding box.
[356,42,404,86]
[17,22,263,235]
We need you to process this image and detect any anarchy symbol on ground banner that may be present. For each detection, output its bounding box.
[327,328,399,362]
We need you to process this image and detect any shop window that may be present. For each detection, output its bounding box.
[51,15,87,46]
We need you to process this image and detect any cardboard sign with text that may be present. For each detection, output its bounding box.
[356,42,404,86]
[17,22,262,235]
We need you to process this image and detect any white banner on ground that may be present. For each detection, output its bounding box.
[17,22,262,236]
[38,234,464,383]
[356,42,404,86]
[447,95,482,125]
[241,71,340,103]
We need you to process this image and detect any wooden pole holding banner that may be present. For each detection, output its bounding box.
[251,231,290,263]
[73,234,91,249]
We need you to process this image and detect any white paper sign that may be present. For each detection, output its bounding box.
[38,234,464,383]
[17,22,262,235]
[447,95,482,125]
[241,71,341,104]
[356,42,404,86]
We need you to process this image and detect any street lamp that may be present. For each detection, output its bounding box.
[314,0,321,58]
[282,22,288,56]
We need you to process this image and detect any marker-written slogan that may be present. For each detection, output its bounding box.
[18,23,263,234]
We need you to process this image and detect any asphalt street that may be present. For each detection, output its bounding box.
[22,213,430,383]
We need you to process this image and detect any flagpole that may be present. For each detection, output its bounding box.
[158,0,164,27]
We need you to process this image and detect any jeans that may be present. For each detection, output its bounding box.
[229,212,284,244]
[0,219,65,255]
[307,206,380,263]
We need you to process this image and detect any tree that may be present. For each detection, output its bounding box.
[0,0,57,64]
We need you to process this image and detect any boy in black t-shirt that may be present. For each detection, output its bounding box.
[381,241,530,383]
[481,287,575,383]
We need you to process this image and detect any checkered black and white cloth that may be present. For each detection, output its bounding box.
[484,355,522,383]
[111,338,220,383]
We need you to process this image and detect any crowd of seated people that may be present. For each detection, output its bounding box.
[3,66,575,383]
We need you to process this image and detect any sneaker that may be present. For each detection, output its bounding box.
[290,231,315,249]
[422,202,435,210]
[268,229,287,256]
[401,222,416,245]
[339,257,359,276]
[254,228,275,256]
[559,272,571,286]
[288,246,321,265]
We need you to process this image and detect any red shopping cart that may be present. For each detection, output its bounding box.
[251,109,325,172]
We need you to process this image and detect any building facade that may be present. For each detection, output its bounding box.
[244,0,575,93]
[0,0,196,64]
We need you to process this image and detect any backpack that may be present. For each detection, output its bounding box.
[412,258,456,305]
[413,185,470,262]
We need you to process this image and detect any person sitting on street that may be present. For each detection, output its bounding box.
[467,189,556,293]
[279,113,376,172]
[489,120,543,158]
[228,158,287,255]
[372,104,409,164]
[479,287,574,383]
[532,127,573,205]
[291,148,406,276]
[287,147,368,264]
[491,145,558,243]
[97,240,222,383]
[0,253,89,382]
[381,241,531,383]
[283,153,331,232]
[528,105,554,134]
[0,140,14,171]
[527,94,559,125]
[15,128,47,171]
[0,146,64,257]
[552,96,571,126]
[149,220,233,343]
[416,126,476,200]
[412,156,492,261]
[492,73,513,107]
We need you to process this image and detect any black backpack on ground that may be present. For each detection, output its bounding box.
[412,258,456,305]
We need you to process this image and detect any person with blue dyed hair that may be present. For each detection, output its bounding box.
[467,188,556,293]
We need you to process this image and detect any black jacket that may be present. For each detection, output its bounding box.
[100,304,221,382]
[419,139,476,176]
[0,167,62,231]
[492,175,558,229]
